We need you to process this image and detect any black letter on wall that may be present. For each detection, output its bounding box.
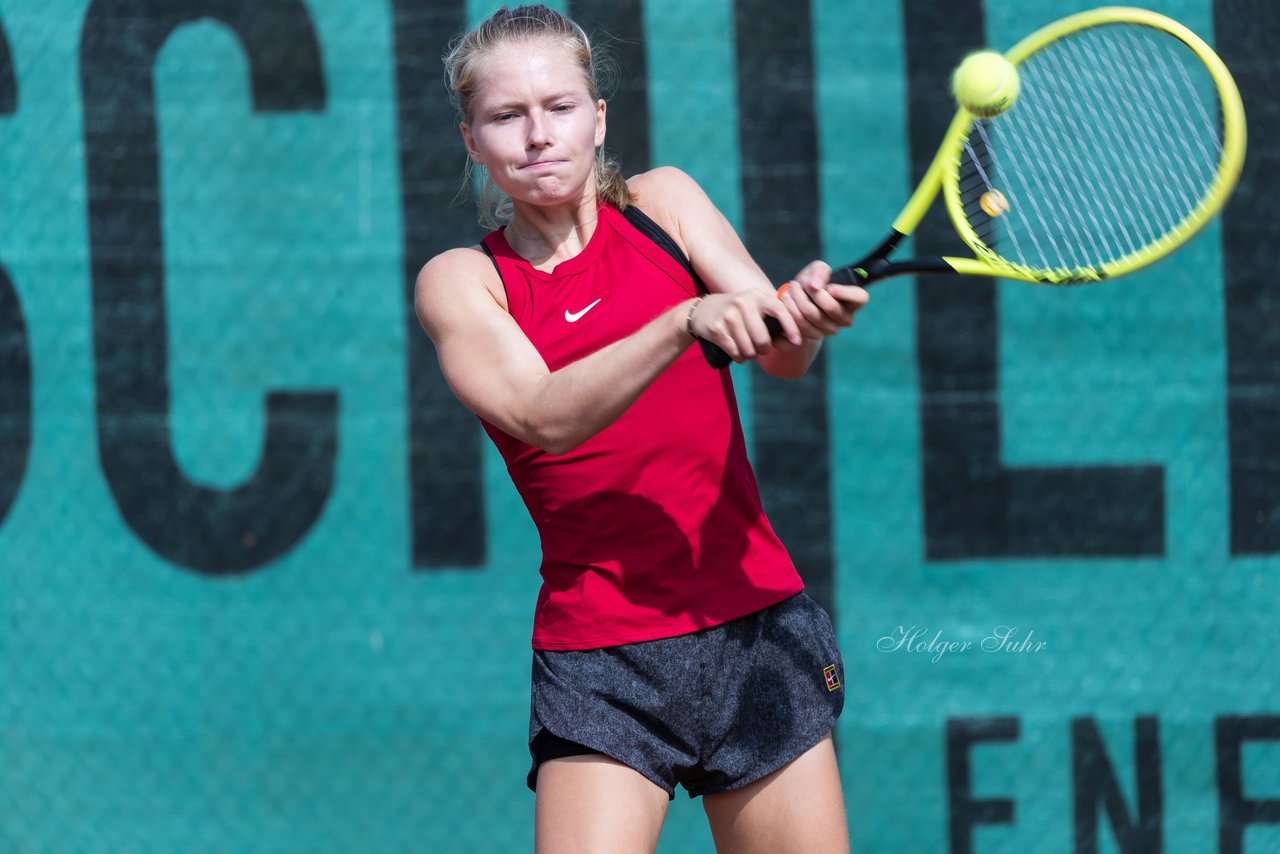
[947,716,1019,854]
[1217,715,1280,854]
[391,0,486,568]
[0,13,14,114]
[0,270,27,529]
[1215,0,1280,554]
[80,0,336,574]
[392,0,657,570]
[903,0,1165,560]
[1072,716,1163,853]
[0,17,28,528]
[732,0,835,614]
[567,0,650,176]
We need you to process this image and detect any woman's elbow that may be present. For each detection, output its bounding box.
[517,419,586,456]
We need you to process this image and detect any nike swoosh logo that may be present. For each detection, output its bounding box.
[564,298,602,323]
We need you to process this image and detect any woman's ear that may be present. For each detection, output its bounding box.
[460,122,483,163]
[594,99,607,149]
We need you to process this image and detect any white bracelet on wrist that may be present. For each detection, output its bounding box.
[685,297,704,340]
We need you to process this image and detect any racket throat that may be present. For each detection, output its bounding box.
[832,230,956,285]
[832,230,907,285]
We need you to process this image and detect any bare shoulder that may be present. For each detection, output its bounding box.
[627,166,711,213]
[416,245,496,293]
[626,167,721,257]
[414,245,505,337]
[630,167,767,296]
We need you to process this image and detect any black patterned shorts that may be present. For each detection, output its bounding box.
[527,592,845,799]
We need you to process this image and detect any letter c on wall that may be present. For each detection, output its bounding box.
[80,0,336,574]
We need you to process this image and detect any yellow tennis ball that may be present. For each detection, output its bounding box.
[979,189,1010,217]
[952,51,1020,118]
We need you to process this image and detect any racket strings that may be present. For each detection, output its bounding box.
[1045,33,1167,261]
[1029,29,1198,259]
[1107,32,1217,215]
[956,23,1227,277]
[972,30,1167,263]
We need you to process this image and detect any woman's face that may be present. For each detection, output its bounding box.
[461,38,607,211]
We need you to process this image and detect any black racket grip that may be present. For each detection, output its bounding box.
[699,316,784,370]
[697,267,877,368]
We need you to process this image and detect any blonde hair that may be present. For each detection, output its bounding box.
[442,4,631,228]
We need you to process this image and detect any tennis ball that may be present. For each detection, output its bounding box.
[952,51,1020,118]
[979,189,1010,217]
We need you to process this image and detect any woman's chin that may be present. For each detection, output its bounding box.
[509,182,591,209]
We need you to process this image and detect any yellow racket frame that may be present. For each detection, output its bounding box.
[898,6,1247,285]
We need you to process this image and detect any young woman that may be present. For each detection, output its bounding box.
[418,6,868,852]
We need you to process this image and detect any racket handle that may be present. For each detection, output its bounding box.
[830,265,873,286]
[697,271,876,368]
[699,317,783,369]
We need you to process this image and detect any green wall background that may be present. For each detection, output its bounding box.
[0,0,1276,850]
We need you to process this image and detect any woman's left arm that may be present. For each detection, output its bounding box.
[629,167,868,378]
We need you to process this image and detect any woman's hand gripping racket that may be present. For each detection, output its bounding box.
[700,5,1246,369]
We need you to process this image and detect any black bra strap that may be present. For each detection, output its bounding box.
[621,205,709,296]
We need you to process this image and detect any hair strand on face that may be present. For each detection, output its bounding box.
[442,4,632,228]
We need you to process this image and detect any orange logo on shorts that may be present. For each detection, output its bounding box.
[823,664,841,692]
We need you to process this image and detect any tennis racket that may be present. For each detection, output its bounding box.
[701,5,1246,369]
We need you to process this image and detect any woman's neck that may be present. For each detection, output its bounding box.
[503,198,601,267]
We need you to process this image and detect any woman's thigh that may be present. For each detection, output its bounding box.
[701,734,849,854]
[535,754,672,854]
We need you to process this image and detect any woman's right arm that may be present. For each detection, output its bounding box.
[415,247,724,455]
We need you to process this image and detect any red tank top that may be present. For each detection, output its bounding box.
[481,204,803,651]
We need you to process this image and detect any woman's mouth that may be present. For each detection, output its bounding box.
[520,159,563,171]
